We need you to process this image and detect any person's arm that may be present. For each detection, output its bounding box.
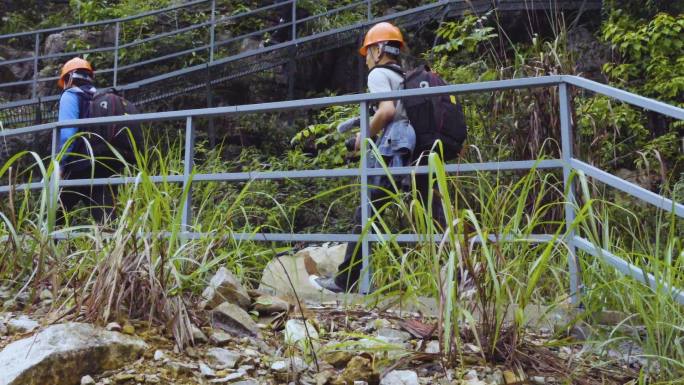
[57,91,80,156]
[355,70,397,150]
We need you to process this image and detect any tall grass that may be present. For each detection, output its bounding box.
[0,127,681,382]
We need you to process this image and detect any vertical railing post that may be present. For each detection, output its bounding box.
[181,116,195,234]
[359,101,371,294]
[113,21,120,88]
[559,82,581,305]
[209,0,216,62]
[367,0,372,21]
[48,126,59,234]
[291,0,297,41]
[32,33,40,99]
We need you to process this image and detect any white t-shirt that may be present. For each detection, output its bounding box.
[367,66,408,123]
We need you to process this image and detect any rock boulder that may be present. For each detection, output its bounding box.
[0,322,147,385]
[202,267,251,309]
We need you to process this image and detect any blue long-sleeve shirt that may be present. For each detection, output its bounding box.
[57,86,96,156]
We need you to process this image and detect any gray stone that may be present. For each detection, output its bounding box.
[7,316,39,334]
[210,372,245,382]
[425,340,440,354]
[191,324,208,344]
[202,267,251,309]
[211,302,260,338]
[0,323,146,385]
[258,244,346,296]
[153,350,166,361]
[209,330,232,346]
[381,370,419,385]
[166,361,197,376]
[39,289,53,301]
[376,328,411,344]
[253,294,289,315]
[284,319,318,346]
[199,362,216,377]
[206,347,241,369]
[80,375,95,385]
[271,357,307,373]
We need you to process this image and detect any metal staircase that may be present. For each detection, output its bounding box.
[0,0,601,129]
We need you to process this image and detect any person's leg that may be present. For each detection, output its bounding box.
[333,178,394,291]
[414,156,446,229]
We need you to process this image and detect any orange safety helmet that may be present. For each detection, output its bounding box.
[58,57,93,89]
[359,22,406,57]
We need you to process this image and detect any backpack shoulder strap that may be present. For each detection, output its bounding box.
[370,64,406,79]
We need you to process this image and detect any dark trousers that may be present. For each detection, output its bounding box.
[59,160,122,224]
[334,157,447,291]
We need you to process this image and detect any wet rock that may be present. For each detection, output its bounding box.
[0,323,147,385]
[530,376,546,384]
[145,374,161,384]
[191,324,208,344]
[376,327,411,344]
[258,244,346,296]
[153,349,166,361]
[206,347,241,369]
[210,330,233,346]
[253,294,289,315]
[7,316,39,334]
[211,302,260,338]
[80,375,95,385]
[381,370,419,385]
[202,267,251,310]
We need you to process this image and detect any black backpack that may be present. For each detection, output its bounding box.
[74,88,142,164]
[376,64,467,161]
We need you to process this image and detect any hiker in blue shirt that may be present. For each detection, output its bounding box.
[56,57,115,224]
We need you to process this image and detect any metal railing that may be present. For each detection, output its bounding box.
[0,75,681,301]
[0,0,372,95]
[0,0,603,128]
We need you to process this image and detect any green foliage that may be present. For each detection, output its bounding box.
[433,13,497,55]
[602,12,684,104]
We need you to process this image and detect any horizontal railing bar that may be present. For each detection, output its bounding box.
[218,0,295,23]
[119,21,212,49]
[214,21,294,48]
[574,236,684,305]
[115,44,210,72]
[570,158,684,218]
[0,0,211,39]
[47,231,555,244]
[0,76,564,136]
[0,159,562,193]
[562,75,684,120]
[0,95,60,110]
